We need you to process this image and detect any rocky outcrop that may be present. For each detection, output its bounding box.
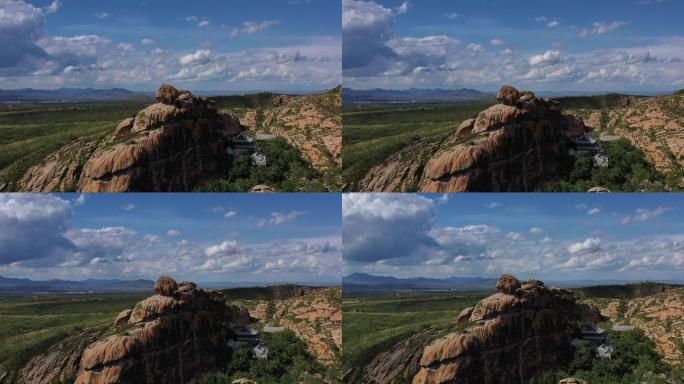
[240,86,342,175]
[358,141,442,192]
[418,85,586,192]
[603,91,684,173]
[74,276,250,384]
[250,287,341,366]
[412,274,603,384]
[20,85,243,192]
[590,287,684,365]
[365,334,425,384]
[19,330,105,384]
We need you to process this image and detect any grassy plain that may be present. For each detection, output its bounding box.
[342,101,492,188]
[342,291,487,382]
[0,102,146,190]
[0,293,145,379]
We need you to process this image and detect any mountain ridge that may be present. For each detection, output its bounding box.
[0,275,154,293]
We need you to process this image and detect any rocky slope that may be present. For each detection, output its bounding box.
[360,85,587,192]
[19,85,243,192]
[250,287,342,366]
[590,287,684,366]
[241,87,342,175]
[20,276,251,384]
[19,329,106,384]
[411,274,602,384]
[586,90,684,173]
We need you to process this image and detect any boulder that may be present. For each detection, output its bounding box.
[155,84,180,105]
[456,307,474,326]
[518,90,536,103]
[113,309,132,328]
[232,379,256,384]
[153,275,178,296]
[178,281,197,293]
[114,117,134,138]
[455,118,476,139]
[496,85,520,106]
[495,273,521,294]
[251,184,275,193]
[559,379,586,384]
[588,186,610,193]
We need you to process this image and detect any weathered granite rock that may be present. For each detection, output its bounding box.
[412,274,603,384]
[74,277,251,384]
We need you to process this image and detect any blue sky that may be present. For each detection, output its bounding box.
[0,0,341,91]
[0,193,341,285]
[343,0,684,92]
[343,193,684,282]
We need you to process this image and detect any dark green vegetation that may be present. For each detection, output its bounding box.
[0,293,144,380]
[545,138,681,192]
[222,285,319,301]
[212,92,282,119]
[530,329,684,384]
[201,137,329,192]
[342,101,492,189]
[342,292,486,383]
[0,101,146,190]
[192,330,333,384]
[555,93,645,110]
[571,282,683,300]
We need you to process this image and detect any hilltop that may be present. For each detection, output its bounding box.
[240,86,342,178]
[248,287,342,366]
[576,91,684,177]
[583,286,684,366]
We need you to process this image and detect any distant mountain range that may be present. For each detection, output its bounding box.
[0,275,154,293]
[343,87,491,103]
[0,88,151,103]
[343,272,498,292]
[343,273,684,293]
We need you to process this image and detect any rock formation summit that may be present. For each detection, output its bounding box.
[20,85,243,192]
[73,276,250,384]
[412,274,602,384]
[419,85,587,192]
[360,85,589,192]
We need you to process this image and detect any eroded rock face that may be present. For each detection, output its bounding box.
[20,330,105,384]
[74,276,251,384]
[20,85,244,192]
[412,274,603,384]
[419,86,586,192]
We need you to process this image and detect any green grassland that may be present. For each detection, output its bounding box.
[342,291,486,382]
[0,293,145,380]
[342,101,492,188]
[0,101,146,190]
